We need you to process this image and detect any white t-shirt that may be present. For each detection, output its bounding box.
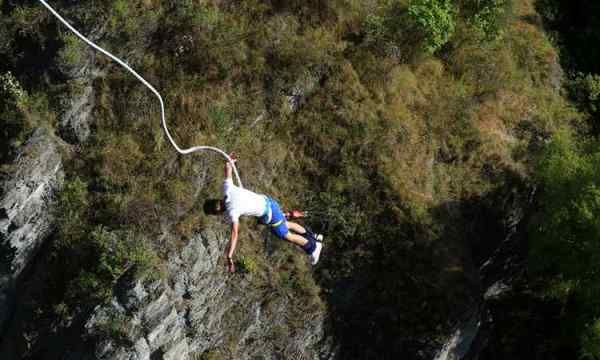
[223,179,267,223]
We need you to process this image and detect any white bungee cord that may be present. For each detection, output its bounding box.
[38,0,244,187]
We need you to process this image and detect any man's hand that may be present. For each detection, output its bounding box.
[225,256,235,273]
[224,153,237,179]
[285,209,305,219]
[229,152,237,163]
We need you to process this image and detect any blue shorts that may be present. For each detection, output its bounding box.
[261,197,289,239]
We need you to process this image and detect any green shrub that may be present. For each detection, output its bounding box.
[94,311,133,345]
[66,226,162,303]
[0,71,26,101]
[582,319,600,360]
[109,0,135,34]
[0,71,28,161]
[10,5,47,37]
[570,72,600,130]
[56,177,90,248]
[408,0,456,53]
[57,33,85,69]
[530,129,600,358]
[468,0,507,41]
[190,4,225,29]
[237,255,258,274]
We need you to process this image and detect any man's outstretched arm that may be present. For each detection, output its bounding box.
[225,221,239,273]
[225,161,233,180]
[224,153,236,180]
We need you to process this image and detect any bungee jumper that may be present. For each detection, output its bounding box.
[204,155,324,273]
[37,0,326,272]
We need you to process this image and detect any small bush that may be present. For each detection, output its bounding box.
[94,311,134,346]
[460,0,511,41]
[0,71,26,101]
[582,319,600,360]
[57,33,85,69]
[237,255,258,274]
[56,177,90,248]
[0,71,29,161]
[408,0,456,53]
[10,5,47,37]
[66,227,162,303]
[468,0,508,41]
[572,73,600,110]
[570,72,600,132]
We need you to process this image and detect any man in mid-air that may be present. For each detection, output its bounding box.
[204,155,323,273]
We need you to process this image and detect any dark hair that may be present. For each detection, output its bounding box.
[203,199,225,215]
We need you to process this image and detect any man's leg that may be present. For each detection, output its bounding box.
[284,232,308,247]
[268,199,320,259]
[280,222,322,265]
[287,221,307,235]
[288,221,319,241]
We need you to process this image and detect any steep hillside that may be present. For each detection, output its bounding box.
[0,0,592,359]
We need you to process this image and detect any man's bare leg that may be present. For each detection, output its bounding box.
[284,221,322,263]
[284,232,308,247]
[287,221,307,235]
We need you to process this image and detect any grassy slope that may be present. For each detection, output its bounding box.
[0,0,582,358]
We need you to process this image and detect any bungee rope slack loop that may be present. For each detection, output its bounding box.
[38,0,244,188]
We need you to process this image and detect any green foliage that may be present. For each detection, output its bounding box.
[364,13,387,43]
[10,5,47,37]
[56,177,90,247]
[93,311,133,345]
[190,4,225,29]
[571,73,600,132]
[237,255,258,274]
[468,0,507,41]
[55,175,161,305]
[408,0,456,53]
[57,34,85,69]
[572,73,600,113]
[0,71,26,101]
[108,0,147,36]
[582,319,600,360]
[530,129,600,358]
[531,130,600,277]
[66,226,161,303]
[0,71,28,162]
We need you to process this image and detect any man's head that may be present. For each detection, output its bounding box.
[203,199,225,215]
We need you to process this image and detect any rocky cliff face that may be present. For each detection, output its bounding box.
[0,128,66,336]
[85,230,333,360]
[0,8,103,340]
[433,187,531,360]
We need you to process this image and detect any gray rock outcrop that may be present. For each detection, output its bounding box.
[282,66,328,113]
[56,21,106,144]
[0,128,66,336]
[86,230,332,360]
[58,78,98,144]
